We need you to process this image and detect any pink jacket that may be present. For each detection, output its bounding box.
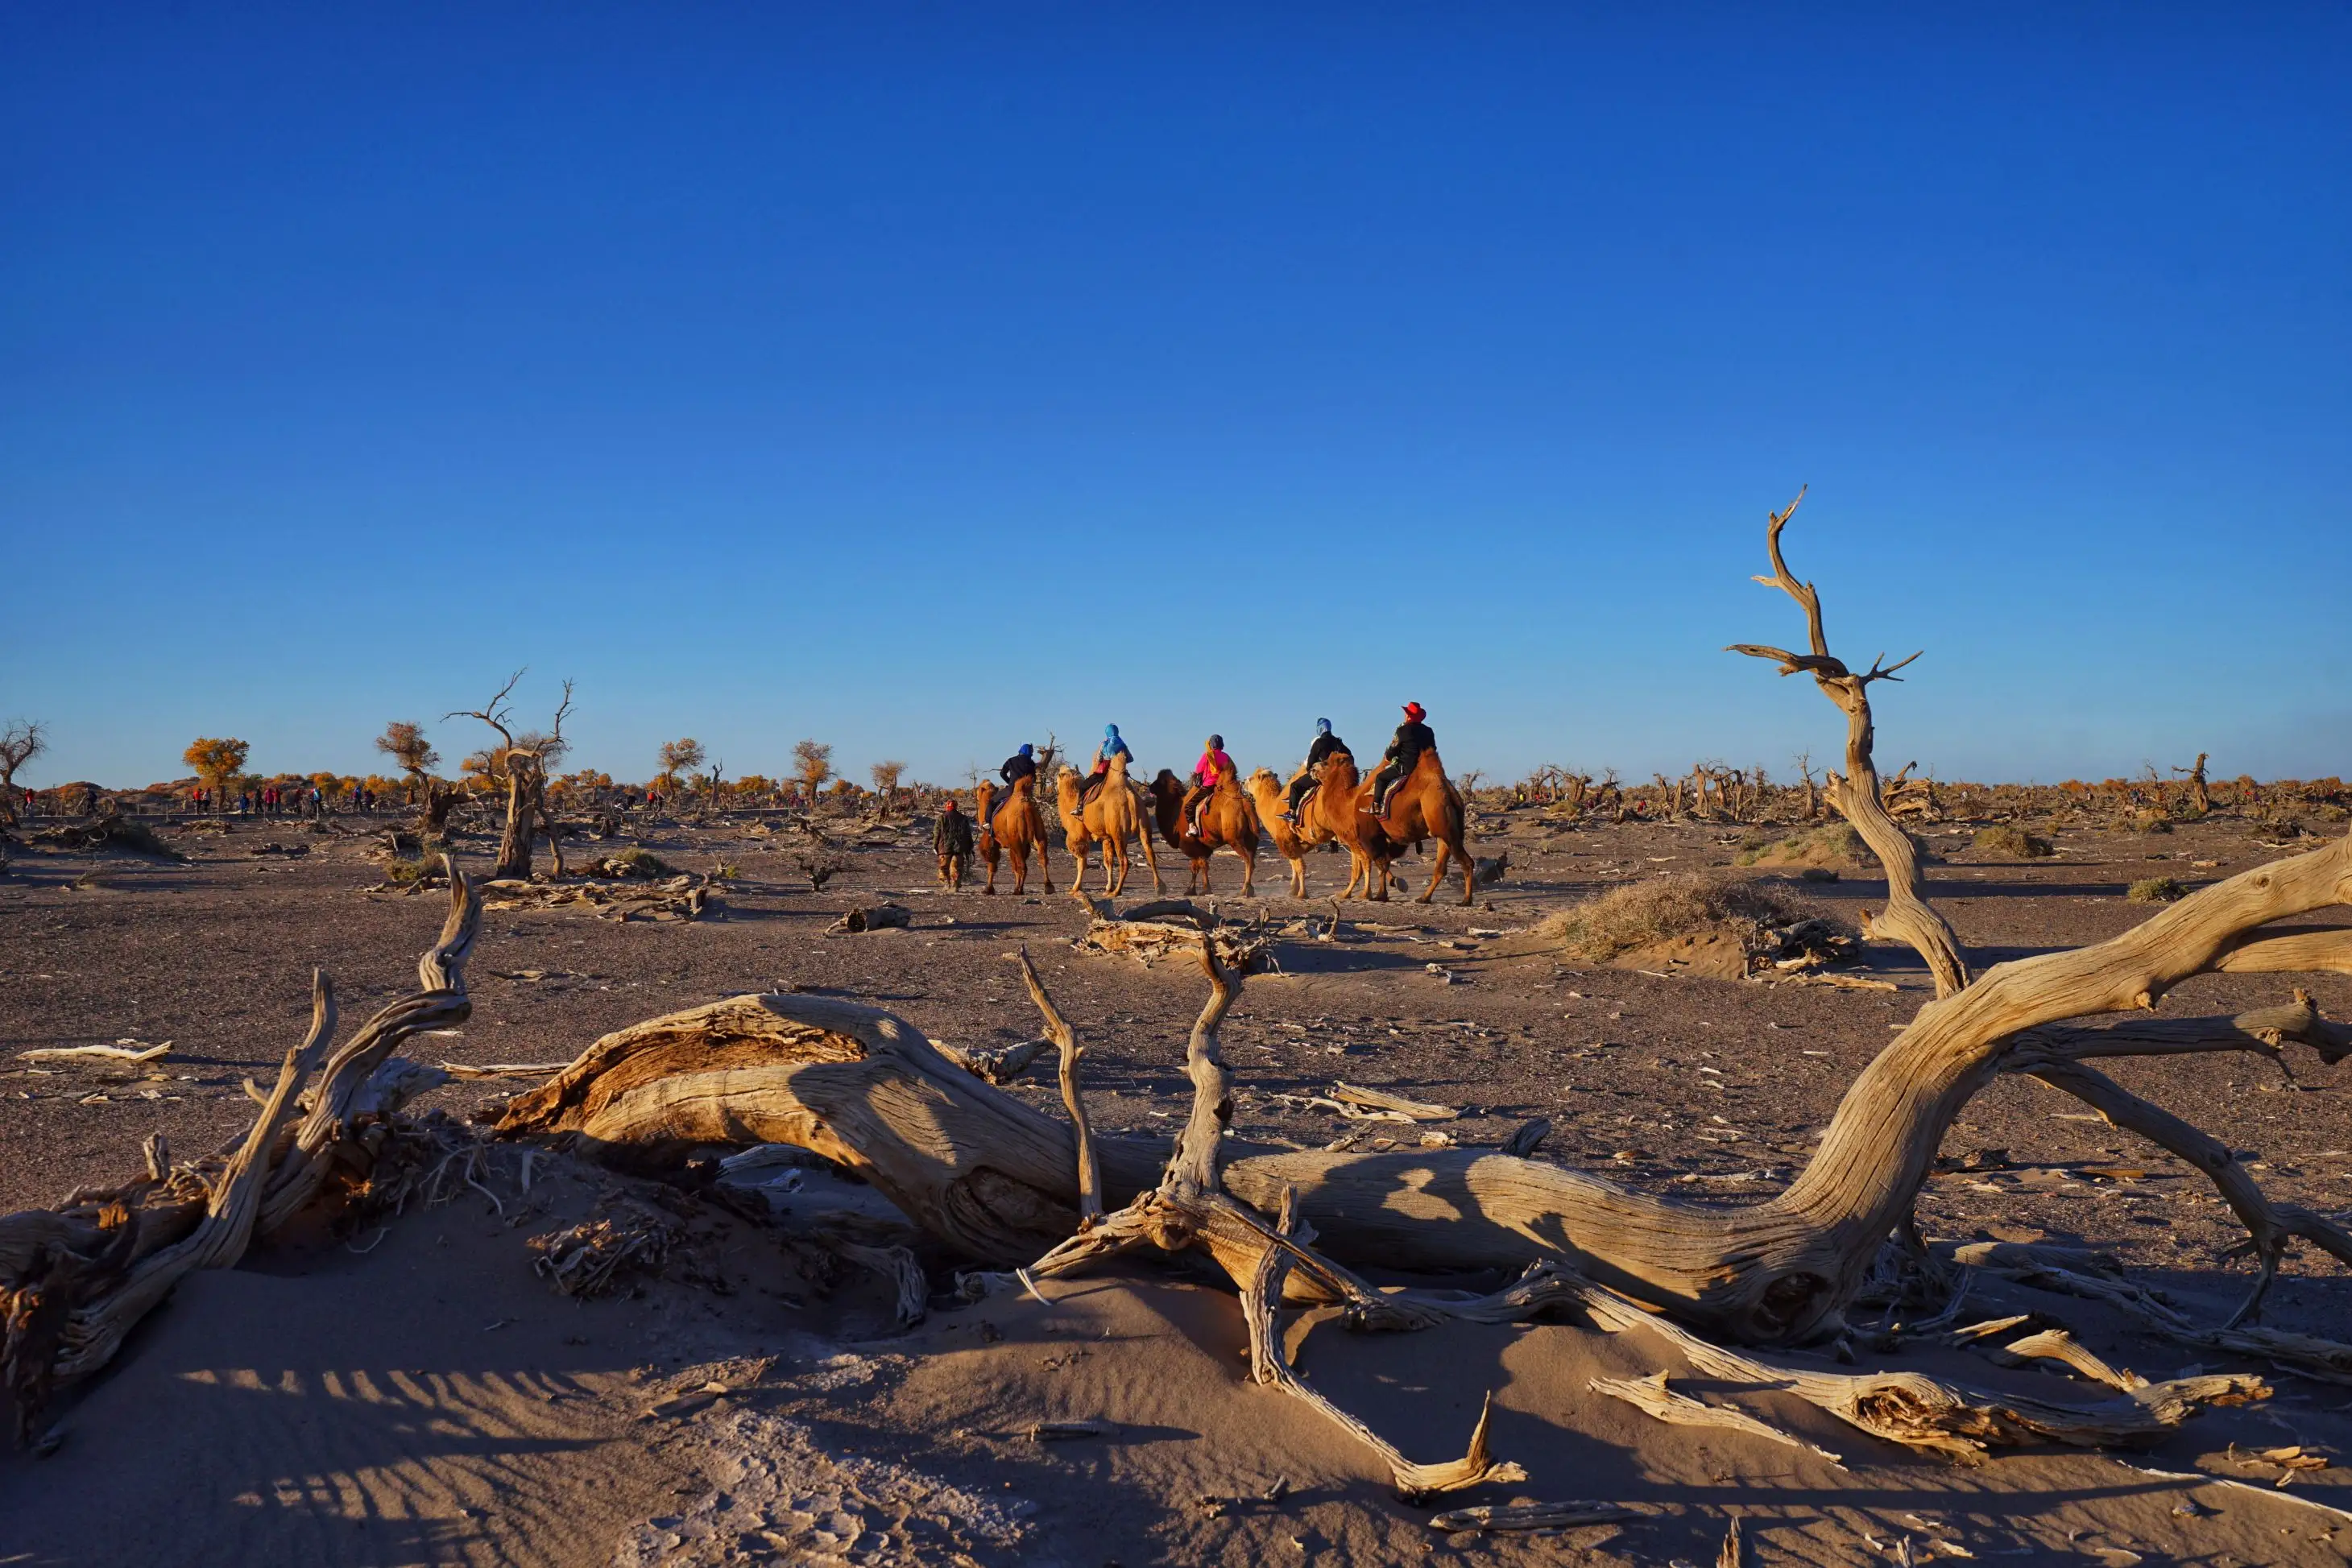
[1191,751,1234,788]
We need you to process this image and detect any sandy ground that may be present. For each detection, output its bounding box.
[3,805,2350,1564]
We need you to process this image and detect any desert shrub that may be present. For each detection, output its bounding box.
[383,855,443,887]
[1736,822,1865,868]
[603,846,674,879]
[2126,876,2186,904]
[2116,809,2173,834]
[37,815,187,861]
[1538,871,1826,963]
[1971,825,2055,858]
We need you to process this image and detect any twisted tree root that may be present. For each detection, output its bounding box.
[0,858,482,1443]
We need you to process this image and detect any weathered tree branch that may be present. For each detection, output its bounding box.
[1729,490,1969,995]
[2,860,482,1442]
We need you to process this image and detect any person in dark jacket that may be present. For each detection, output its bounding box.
[1371,702,1434,815]
[934,797,975,888]
[999,743,1039,796]
[1281,718,1348,818]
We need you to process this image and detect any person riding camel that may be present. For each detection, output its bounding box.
[1371,702,1434,817]
[1279,718,1348,821]
[1081,724,1133,805]
[1182,734,1236,841]
[999,743,1039,799]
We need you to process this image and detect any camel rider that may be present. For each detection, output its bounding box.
[1183,734,1236,839]
[1081,724,1133,805]
[1372,702,1434,817]
[1280,718,1348,820]
[999,743,1039,797]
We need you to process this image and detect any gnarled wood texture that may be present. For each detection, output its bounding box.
[495,827,2352,1351]
[0,861,482,1443]
[1728,489,1969,995]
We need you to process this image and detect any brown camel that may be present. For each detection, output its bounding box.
[1145,768,1260,896]
[1244,767,1328,898]
[975,777,1054,895]
[1301,751,1402,900]
[1369,747,1475,904]
[1054,755,1162,896]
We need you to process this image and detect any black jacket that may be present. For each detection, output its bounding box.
[1306,732,1347,768]
[1000,754,1038,790]
[1384,720,1435,772]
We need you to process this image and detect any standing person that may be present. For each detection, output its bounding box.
[1080,725,1133,805]
[934,796,975,888]
[1280,718,1348,821]
[1370,702,1435,816]
[1182,734,1236,839]
[80,782,99,818]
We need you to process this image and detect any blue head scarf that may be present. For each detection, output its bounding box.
[1018,743,1033,759]
[1315,718,1331,734]
[1104,724,1120,739]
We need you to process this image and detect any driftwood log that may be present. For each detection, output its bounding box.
[493,827,2352,1353]
[0,860,484,1443]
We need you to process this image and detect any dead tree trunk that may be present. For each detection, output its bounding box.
[1729,490,1969,996]
[491,829,2352,1349]
[1,863,482,1442]
[2176,753,2212,816]
[495,764,537,879]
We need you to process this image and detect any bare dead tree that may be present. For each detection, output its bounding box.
[375,721,463,840]
[447,672,572,880]
[1728,489,1969,995]
[2173,752,2213,816]
[0,721,46,826]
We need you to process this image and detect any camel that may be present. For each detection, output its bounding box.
[1145,768,1260,896]
[1367,747,1475,905]
[975,777,1054,895]
[1054,755,1162,896]
[1244,767,1330,898]
[1300,751,1401,900]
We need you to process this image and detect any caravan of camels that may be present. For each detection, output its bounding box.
[963,705,1476,905]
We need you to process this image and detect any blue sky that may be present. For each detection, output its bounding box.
[4,5,2346,789]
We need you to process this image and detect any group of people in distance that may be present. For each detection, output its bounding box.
[934,702,1439,875]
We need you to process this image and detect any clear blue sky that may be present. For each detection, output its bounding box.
[5,5,2346,790]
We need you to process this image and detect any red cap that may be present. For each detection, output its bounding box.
[1402,701,1425,720]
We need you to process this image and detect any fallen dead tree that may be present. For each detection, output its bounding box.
[0,859,485,1444]
[491,828,2352,1351]
[1070,898,1273,972]
[466,873,714,922]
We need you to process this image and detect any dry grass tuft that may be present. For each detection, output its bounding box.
[1736,822,1865,868]
[1538,871,1827,964]
[600,846,675,879]
[1971,825,2055,858]
[2126,876,2187,904]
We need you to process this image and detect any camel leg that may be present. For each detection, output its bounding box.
[1457,836,1476,906]
[1290,855,1306,899]
[1418,841,1447,904]
[1238,844,1255,898]
[1037,832,1054,895]
[1138,817,1164,893]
